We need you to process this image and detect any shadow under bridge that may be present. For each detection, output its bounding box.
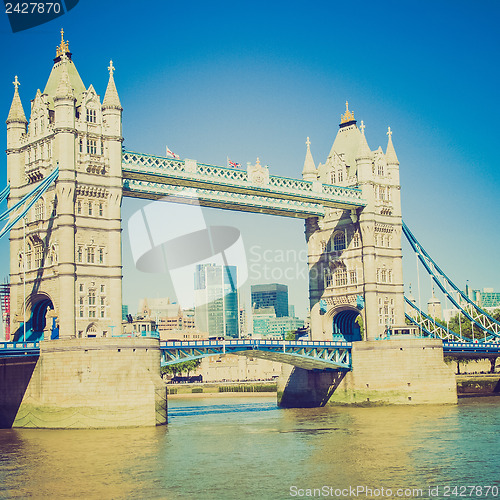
[160,339,352,371]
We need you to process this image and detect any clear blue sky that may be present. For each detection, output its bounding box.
[1,0,499,318]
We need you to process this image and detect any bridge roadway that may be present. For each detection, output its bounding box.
[2,340,500,369]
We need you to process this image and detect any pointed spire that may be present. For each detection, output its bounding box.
[340,100,356,127]
[55,53,75,100]
[302,137,317,179]
[6,76,27,124]
[355,122,371,160]
[55,28,70,59]
[385,126,399,165]
[103,60,122,110]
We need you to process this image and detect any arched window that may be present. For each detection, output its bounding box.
[86,324,97,336]
[333,232,346,252]
[352,232,361,248]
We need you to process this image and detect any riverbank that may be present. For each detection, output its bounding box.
[456,374,500,395]
[167,374,500,399]
[166,381,277,398]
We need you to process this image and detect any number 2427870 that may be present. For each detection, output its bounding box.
[5,3,61,14]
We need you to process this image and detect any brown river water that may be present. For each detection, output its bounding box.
[0,395,499,499]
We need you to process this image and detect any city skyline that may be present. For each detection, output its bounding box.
[0,2,499,322]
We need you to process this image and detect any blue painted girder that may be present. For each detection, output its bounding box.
[443,341,500,358]
[0,341,40,357]
[160,339,352,370]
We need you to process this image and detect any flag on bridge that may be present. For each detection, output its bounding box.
[166,146,180,159]
[227,157,241,168]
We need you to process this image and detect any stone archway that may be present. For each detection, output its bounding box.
[322,304,362,342]
[16,292,57,342]
[86,323,98,338]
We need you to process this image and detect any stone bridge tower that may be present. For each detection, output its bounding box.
[6,32,123,340]
[304,103,405,341]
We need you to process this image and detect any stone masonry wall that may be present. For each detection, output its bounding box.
[12,338,167,428]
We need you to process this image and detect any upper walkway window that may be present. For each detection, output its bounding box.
[86,109,97,123]
[333,232,346,252]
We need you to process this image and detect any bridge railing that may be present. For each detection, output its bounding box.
[0,341,40,349]
[122,150,365,205]
[160,339,352,348]
[443,341,500,350]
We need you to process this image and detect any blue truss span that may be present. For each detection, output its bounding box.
[404,296,472,342]
[160,339,353,370]
[402,221,500,340]
[2,339,500,365]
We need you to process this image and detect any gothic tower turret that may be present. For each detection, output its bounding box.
[6,76,27,204]
[306,103,405,341]
[7,31,124,340]
[302,137,317,182]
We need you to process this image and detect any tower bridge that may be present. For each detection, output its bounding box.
[1,33,497,427]
[5,33,402,345]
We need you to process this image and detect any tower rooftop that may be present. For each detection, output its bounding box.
[43,30,86,108]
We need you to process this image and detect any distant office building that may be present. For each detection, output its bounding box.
[122,305,129,321]
[239,306,249,337]
[137,297,196,335]
[478,288,500,309]
[252,308,276,337]
[268,316,304,338]
[252,303,304,339]
[251,283,288,317]
[464,285,500,311]
[427,291,442,320]
[194,264,239,338]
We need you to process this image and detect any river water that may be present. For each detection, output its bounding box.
[0,396,499,500]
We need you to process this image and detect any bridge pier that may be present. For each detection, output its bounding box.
[1,338,167,428]
[278,338,457,407]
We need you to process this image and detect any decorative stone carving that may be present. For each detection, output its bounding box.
[247,158,269,186]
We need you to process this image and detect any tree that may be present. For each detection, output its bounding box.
[161,359,201,377]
